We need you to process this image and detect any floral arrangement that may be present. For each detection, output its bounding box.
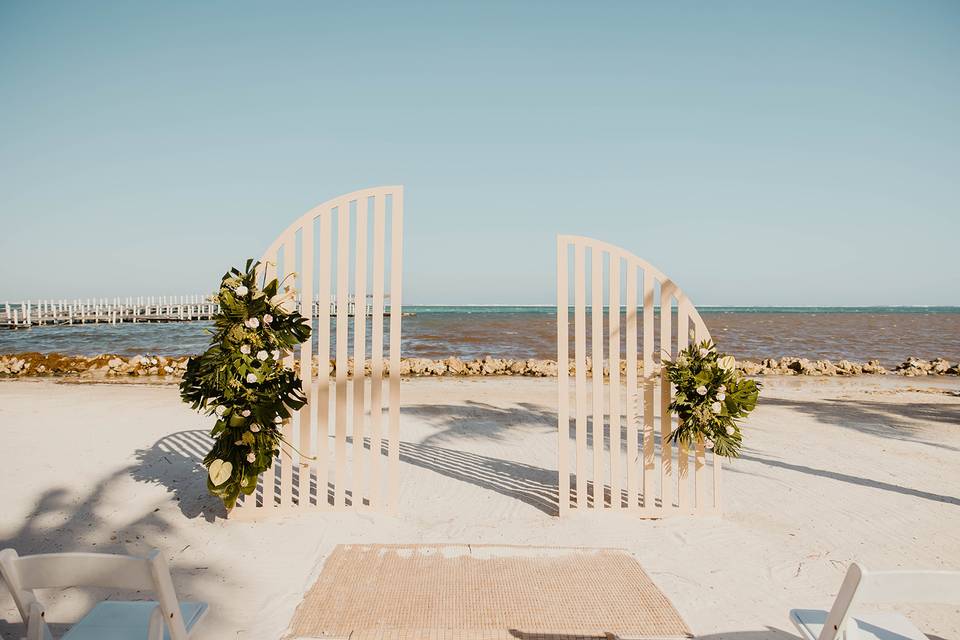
[663,340,760,458]
[179,259,312,511]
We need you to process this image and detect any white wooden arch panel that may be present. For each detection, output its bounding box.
[232,186,404,517]
[556,235,719,517]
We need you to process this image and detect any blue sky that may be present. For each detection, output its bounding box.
[1,2,958,305]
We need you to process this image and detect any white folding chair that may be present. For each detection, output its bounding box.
[790,562,960,640]
[0,548,207,640]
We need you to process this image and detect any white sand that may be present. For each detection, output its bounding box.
[1,376,959,639]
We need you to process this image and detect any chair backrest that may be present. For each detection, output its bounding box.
[818,563,960,640]
[0,548,190,640]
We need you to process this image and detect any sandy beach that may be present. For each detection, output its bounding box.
[1,376,958,639]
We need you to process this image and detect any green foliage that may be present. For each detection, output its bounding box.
[179,259,311,511]
[664,340,760,458]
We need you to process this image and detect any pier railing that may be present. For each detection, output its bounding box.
[1,296,383,329]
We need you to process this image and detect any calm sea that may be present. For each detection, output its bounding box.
[1,306,958,367]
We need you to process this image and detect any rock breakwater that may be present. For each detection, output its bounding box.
[1,353,958,380]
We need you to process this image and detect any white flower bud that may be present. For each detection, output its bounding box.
[718,355,736,371]
[245,317,260,329]
[257,350,269,361]
[717,392,726,401]
[273,416,283,424]
[215,405,226,416]
[246,452,256,463]
[263,314,273,324]
[250,423,261,433]
[711,401,722,413]
[726,425,735,435]
[235,285,249,296]
[246,373,258,384]
[240,344,251,355]
[241,409,251,417]
[696,385,708,396]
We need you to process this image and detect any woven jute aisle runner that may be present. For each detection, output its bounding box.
[287,544,691,640]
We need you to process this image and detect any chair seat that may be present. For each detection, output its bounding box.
[62,600,208,640]
[790,608,927,640]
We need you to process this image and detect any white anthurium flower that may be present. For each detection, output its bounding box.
[234,285,249,296]
[246,373,258,384]
[257,350,269,361]
[717,392,726,401]
[696,385,708,396]
[726,425,735,435]
[240,344,251,355]
[208,459,232,486]
[241,409,251,417]
[215,405,227,417]
[246,452,256,463]
[250,424,261,433]
[718,355,736,371]
[263,314,273,324]
[711,401,722,413]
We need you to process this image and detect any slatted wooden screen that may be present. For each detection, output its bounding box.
[232,186,404,517]
[556,235,720,517]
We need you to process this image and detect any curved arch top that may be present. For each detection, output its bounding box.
[260,185,404,263]
[557,234,711,342]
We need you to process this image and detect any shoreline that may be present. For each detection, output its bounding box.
[1,351,958,380]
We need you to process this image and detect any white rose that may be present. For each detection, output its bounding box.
[257,350,269,361]
[245,317,260,329]
[234,285,249,296]
[718,355,736,371]
[711,401,722,413]
[717,392,726,401]
[246,452,256,463]
[263,314,273,324]
[246,373,258,384]
[696,385,708,396]
[726,425,735,435]
[250,423,260,433]
[240,344,251,355]
[241,409,251,417]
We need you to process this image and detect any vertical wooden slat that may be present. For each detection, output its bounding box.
[676,298,690,511]
[369,196,386,509]
[280,237,296,509]
[387,189,404,511]
[299,221,314,508]
[556,237,570,515]
[573,242,587,509]
[659,280,675,510]
[625,264,638,512]
[316,212,332,509]
[260,255,278,509]
[334,202,350,508]
[352,198,369,507]
[642,270,655,508]
[591,247,604,508]
[608,256,621,509]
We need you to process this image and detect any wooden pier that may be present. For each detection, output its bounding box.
[1,296,383,329]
